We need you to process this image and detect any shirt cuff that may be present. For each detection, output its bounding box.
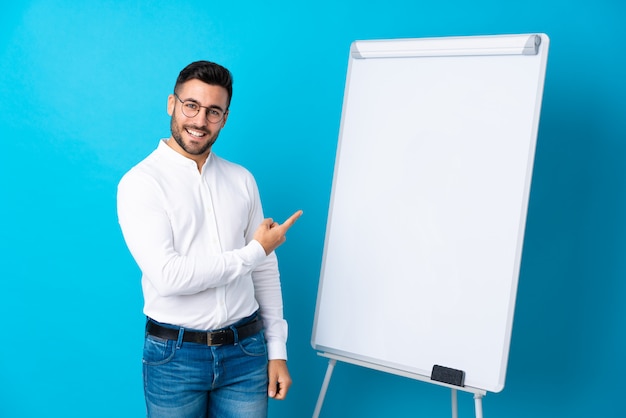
[266,340,288,361]
[244,240,268,265]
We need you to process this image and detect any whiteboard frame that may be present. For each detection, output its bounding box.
[311,33,550,395]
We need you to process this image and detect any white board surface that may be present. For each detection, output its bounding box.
[311,34,549,393]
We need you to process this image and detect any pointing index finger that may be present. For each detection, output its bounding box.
[281,210,303,229]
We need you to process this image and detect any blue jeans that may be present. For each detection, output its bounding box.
[143,316,269,418]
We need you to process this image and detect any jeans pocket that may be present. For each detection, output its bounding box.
[238,332,267,357]
[142,335,177,366]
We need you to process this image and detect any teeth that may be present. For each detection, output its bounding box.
[186,129,205,138]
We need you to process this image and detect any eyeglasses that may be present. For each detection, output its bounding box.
[174,93,226,123]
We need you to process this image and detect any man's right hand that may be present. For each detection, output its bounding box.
[254,210,303,255]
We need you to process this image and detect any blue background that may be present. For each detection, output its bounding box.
[1,1,624,417]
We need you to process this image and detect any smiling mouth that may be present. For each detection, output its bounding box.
[185,127,208,138]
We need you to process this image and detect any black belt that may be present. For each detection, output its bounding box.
[146,317,263,346]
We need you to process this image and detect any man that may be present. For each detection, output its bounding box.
[117,60,302,417]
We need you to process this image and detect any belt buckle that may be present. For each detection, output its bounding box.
[207,330,227,346]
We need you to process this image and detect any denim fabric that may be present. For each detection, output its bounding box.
[143,318,268,418]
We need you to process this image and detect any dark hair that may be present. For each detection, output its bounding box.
[174,61,233,108]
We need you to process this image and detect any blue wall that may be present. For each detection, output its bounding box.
[1,1,624,417]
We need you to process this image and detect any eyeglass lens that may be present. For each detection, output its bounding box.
[179,98,224,123]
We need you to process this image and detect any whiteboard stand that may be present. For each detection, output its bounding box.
[312,357,337,418]
[313,353,487,418]
[474,393,484,418]
[452,389,458,418]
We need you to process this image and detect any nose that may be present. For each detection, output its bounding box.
[189,109,209,126]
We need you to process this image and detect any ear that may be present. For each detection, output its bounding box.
[167,94,175,116]
[221,110,230,128]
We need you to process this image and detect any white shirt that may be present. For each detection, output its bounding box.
[117,140,288,359]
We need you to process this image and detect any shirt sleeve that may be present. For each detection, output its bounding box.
[117,170,267,297]
[244,176,289,360]
[253,252,289,360]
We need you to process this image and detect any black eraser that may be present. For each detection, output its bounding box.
[431,365,465,387]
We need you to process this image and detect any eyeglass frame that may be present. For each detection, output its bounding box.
[173,93,228,124]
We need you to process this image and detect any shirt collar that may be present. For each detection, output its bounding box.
[156,139,214,171]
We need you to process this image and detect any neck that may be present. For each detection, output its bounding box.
[166,137,210,172]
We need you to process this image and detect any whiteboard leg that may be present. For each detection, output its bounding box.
[451,389,458,418]
[474,392,484,418]
[313,359,337,418]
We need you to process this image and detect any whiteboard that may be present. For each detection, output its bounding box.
[311,34,549,393]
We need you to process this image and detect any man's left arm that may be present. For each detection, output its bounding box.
[252,251,292,400]
[243,173,299,400]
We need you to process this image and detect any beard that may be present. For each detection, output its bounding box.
[170,115,219,156]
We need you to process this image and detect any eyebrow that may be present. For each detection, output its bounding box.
[182,97,226,113]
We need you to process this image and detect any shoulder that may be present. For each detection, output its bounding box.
[119,149,158,180]
[117,145,175,195]
[210,154,255,180]
[207,154,261,199]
